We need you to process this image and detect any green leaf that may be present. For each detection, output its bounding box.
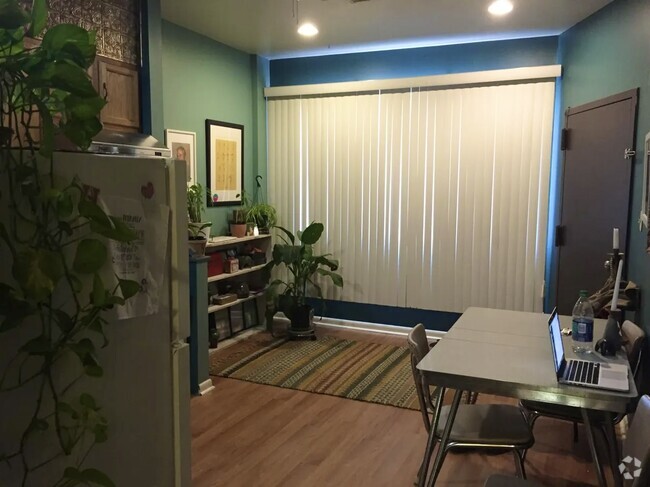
[88,318,108,348]
[0,0,29,29]
[118,279,140,300]
[37,104,54,157]
[84,363,103,378]
[12,248,64,301]
[93,424,108,443]
[54,309,74,333]
[72,239,107,274]
[316,269,344,287]
[275,226,295,245]
[90,216,137,242]
[79,198,111,227]
[64,94,106,120]
[20,336,51,355]
[80,468,115,487]
[92,274,105,307]
[299,222,324,245]
[62,114,102,150]
[41,24,96,68]
[28,0,47,37]
[79,393,97,410]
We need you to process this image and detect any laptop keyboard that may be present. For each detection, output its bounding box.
[567,360,600,385]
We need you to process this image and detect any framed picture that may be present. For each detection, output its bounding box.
[165,129,197,184]
[206,119,244,206]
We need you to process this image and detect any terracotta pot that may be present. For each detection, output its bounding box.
[230,223,247,238]
[188,238,207,256]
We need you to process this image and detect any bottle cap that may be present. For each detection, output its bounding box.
[579,290,588,297]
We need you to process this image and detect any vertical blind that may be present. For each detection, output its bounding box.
[268,81,555,313]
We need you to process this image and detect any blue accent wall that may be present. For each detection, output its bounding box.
[308,299,460,332]
[270,36,559,86]
[558,0,650,392]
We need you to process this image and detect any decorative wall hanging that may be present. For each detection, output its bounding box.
[165,129,197,184]
[206,119,244,206]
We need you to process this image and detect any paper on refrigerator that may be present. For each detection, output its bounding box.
[101,195,170,320]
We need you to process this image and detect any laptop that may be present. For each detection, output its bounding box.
[547,309,629,392]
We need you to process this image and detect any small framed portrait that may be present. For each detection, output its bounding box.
[165,129,197,184]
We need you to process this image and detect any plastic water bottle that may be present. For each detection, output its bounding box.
[572,290,594,353]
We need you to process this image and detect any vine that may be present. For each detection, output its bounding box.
[0,1,139,485]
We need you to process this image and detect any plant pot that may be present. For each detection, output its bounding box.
[189,221,211,239]
[290,305,314,331]
[188,238,207,256]
[230,223,247,238]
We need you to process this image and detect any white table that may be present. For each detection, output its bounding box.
[417,307,637,487]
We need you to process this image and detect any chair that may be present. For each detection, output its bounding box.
[520,320,646,449]
[484,395,650,487]
[408,324,534,483]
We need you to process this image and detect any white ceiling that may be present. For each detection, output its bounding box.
[161,0,612,59]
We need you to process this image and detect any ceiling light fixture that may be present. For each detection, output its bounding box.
[298,22,319,37]
[488,0,514,16]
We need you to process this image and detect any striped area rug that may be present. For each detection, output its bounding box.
[209,332,419,410]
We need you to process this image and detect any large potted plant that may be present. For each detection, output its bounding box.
[0,1,139,484]
[265,222,343,339]
[187,183,211,255]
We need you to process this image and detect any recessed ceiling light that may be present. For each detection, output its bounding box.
[488,0,513,16]
[297,22,319,37]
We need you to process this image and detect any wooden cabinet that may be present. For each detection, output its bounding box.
[96,57,140,133]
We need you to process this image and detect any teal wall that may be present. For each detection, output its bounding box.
[270,36,559,86]
[161,21,268,235]
[559,0,650,391]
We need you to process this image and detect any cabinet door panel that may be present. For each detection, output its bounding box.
[99,60,140,131]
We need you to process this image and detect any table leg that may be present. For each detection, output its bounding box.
[426,389,463,487]
[603,412,622,487]
[581,408,607,487]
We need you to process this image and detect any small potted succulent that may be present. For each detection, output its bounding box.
[230,190,252,238]
[187,183,212,255]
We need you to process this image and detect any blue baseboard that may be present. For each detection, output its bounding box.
[307,299,460,332]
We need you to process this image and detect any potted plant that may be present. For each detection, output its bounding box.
[246,175,277,234]
[0,2,140,484]
[247,203,277,234]
[264,222,343,339]
[230,190,252,238]
[187,183,211,255]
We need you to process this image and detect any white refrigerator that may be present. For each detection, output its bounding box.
[0,151,192,486]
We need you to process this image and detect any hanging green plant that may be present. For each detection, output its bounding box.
[0,1,139,485]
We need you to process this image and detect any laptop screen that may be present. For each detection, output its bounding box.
[548,310,564,373]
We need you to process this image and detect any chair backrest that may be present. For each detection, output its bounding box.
[407,323,433,431]
[623,395,650,487]
[621,321,646,384]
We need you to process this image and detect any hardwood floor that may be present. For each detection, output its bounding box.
[191,327,613,486]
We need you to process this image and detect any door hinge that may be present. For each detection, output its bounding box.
[560,128,570,151]
[624,148,636,159]
[555,225,565,247]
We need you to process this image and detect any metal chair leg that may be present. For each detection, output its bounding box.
[426,389,463,487]
[513,449,527,479]
[521,413,539,462]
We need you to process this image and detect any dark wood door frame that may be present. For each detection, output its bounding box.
[550,88,639,314]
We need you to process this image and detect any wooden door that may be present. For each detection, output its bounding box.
[555,89,638,314]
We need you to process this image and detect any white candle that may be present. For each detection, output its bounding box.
[613,228,619,250]
[611,260,623,311]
